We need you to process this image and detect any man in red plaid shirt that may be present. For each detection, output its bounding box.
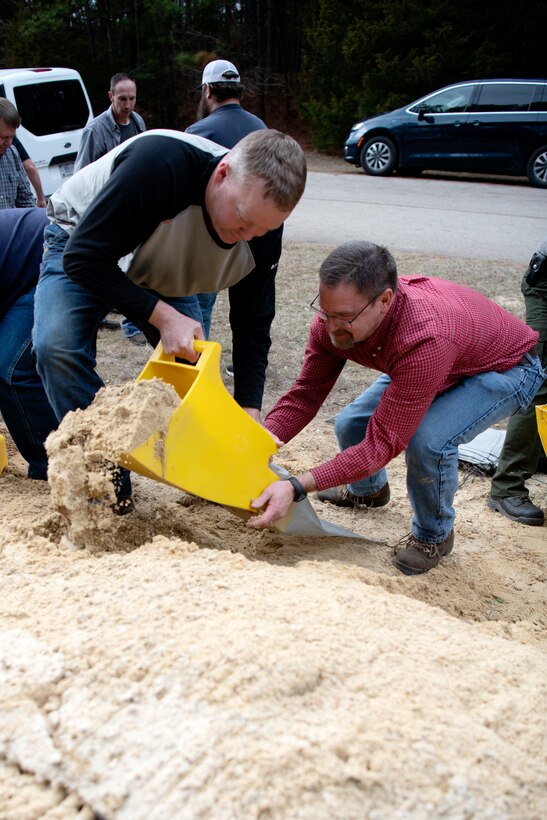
[248,240,544,575]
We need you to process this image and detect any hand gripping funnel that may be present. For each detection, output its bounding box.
[119,340,279,511]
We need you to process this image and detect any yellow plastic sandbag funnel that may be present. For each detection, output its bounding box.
[536,404,547,457]
[0,434,7,475]
[119,340,279,511]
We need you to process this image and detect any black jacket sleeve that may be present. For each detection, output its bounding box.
[229,226,283,410]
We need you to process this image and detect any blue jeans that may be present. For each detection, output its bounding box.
[0,287,58,479]
[196,292,218,340]
[333,354,545,543]
[33,224,204,494]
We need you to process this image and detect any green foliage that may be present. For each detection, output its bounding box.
[1,0,545,148]
[299,0,547,150]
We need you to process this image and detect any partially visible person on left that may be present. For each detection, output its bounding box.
[0,207,58,479]
[248,241,544,576]
[0,98,34,209]
[13,136,47,207]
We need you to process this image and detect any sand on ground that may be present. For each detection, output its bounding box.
[0,366,546,819]
[1,224,546,818]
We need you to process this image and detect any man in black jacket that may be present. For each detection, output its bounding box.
[33,128,306,507]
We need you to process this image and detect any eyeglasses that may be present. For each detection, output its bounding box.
[309,293,376,326]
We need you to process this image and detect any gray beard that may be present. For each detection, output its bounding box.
[329,332,355,350]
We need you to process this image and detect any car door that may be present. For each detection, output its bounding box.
[463,82,538,172]
[400,84,475,168]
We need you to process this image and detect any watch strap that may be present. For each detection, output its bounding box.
[288,476,307,502]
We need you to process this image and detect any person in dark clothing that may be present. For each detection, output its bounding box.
[33,128,307,510]
[186,59,267,147]
[489,235,547,526]
[0,208,58,478]
[186,58,282,357]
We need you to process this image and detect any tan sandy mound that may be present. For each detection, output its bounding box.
[45,378,179,548]
[0,534,546,819]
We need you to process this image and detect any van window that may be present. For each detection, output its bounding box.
[469,83,534,113]
[13,79,90,136]
[531,83,547,112]
[409,85,474,115]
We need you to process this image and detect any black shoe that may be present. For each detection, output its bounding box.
[392,530,454,575]
[110,465,134,515]
[315,482,390,508]
[99,318,121,330]
[487,495,544,526]
[111,496,134,516]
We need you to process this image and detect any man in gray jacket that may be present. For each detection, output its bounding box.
[75,73,146,341]
[74,73,146,172]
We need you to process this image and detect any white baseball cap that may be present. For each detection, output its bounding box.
[201,59,241,85]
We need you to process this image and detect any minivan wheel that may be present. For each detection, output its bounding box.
[361,137,397,176]
[527,146,547,188]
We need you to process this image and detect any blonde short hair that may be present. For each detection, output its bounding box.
[227,129,307,212]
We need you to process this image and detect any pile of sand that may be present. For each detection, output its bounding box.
[0,381,545,818]
[0,532,545,818]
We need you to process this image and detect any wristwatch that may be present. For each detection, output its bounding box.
[287,476,307,502]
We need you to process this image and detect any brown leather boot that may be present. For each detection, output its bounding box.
[315,482,390,508]
[392,530,454,575]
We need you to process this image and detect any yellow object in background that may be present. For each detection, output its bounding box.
[536,404,547,457]
[119,341,279,511]
[0,434,8,475]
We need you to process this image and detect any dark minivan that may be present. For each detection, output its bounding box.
[343,79,547,187]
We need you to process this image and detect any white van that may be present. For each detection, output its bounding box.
[0,67,93,197]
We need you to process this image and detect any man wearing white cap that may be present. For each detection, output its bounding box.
[187,59,267,148]
[186,59,282,375]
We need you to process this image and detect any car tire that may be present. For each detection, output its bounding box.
[527,146,547,188]
[360,137,397,176]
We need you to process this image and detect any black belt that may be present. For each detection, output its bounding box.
[517,344,537,366]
